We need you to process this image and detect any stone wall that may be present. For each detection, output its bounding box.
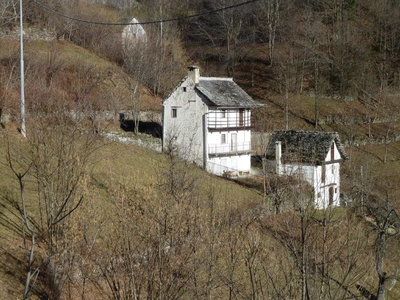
[0,26,56,41]
[119,110,162,124]
[318,114,400,126]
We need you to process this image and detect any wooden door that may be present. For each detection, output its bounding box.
[231,133,237,151]
[329,187,334,206]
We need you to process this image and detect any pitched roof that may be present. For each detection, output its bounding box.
[196,78,263,108]
[266,130,348,164]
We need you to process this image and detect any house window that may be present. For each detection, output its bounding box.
[183,87,187,92]
[221,133,226,144]
[231,133,237,151]
[172,108,177,118]
[331,165,335,174]
[331,143,335,160]
[221,109,226,118]
[239,108,244,126]
[321,165,325,183]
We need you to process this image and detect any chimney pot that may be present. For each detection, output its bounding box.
[276,141,282,175]
[188,65,200,86]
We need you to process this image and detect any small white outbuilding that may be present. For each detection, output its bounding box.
[122,18,147,50]
[266,130,348,209]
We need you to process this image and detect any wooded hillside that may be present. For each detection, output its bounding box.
[1,0,400,299]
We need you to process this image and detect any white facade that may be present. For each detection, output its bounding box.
[163,67,261,176]
[162,75,205,166]
[205,109,253,176]
[122,18,147,50]
[275,136,344,209]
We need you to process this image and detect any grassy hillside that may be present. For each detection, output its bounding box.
[1,1,400,298]
[1,105,400,299]
[1,126,399,299]
[0,127,268,298]
[0,38,161,122]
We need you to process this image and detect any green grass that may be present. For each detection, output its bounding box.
[90,137,263,213]
[311,207,348,221]
[1,12,400,297]
[0,127,265,298]
[0,40,19,59]
[23,40,114,71]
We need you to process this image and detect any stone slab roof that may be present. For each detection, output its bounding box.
[266,130,348,164]
[196,78,263,108]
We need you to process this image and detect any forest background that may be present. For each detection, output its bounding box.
[1,0,400,299]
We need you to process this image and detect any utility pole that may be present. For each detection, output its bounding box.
[20,0,26,137]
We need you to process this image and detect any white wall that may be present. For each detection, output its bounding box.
[207,130,251,154]
[322,141,341,207]
[163,77,206,166]
[206,108,253,175]
[207,154,251,176]
[314,163,341,209]
[278,141,342,209]
[163,78,254,176]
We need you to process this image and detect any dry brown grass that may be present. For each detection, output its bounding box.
[0,124,266,298]
[1,10,400,297]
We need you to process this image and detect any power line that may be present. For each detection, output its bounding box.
[30,0,259,26]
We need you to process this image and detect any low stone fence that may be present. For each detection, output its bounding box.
[0,27,56,41]
[119,110,162,124]
[318,114,400,126]
[0,113,11,124]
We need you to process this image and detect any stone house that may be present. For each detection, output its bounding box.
[266,130,348,209]
[162,66,263,176]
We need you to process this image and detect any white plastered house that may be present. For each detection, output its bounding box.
[266,130,348,209]
[162,66,263,176]
[122,17,147,50]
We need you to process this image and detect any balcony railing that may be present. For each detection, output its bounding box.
[207,110,254,130]
[208,142,252,155]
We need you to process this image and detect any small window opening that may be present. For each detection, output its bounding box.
[183,87,187,92]
[172,108,177,118]
[221,133,226,144]
[221,109,226,118]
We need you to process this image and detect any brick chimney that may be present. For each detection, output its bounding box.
[188,65,200,86]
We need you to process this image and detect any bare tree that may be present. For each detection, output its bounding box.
[97,141,200,299]
[3,100,101,297]
[0,0,18,29]
[255,0,281,66]
[122,35,147,135]
[355,198,400,300]
[191,0,253,77]
[0,57,18,126]
[5,142,38,300]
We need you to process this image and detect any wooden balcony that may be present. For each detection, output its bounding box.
[207,109,254,131]
[208,142,254,157]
